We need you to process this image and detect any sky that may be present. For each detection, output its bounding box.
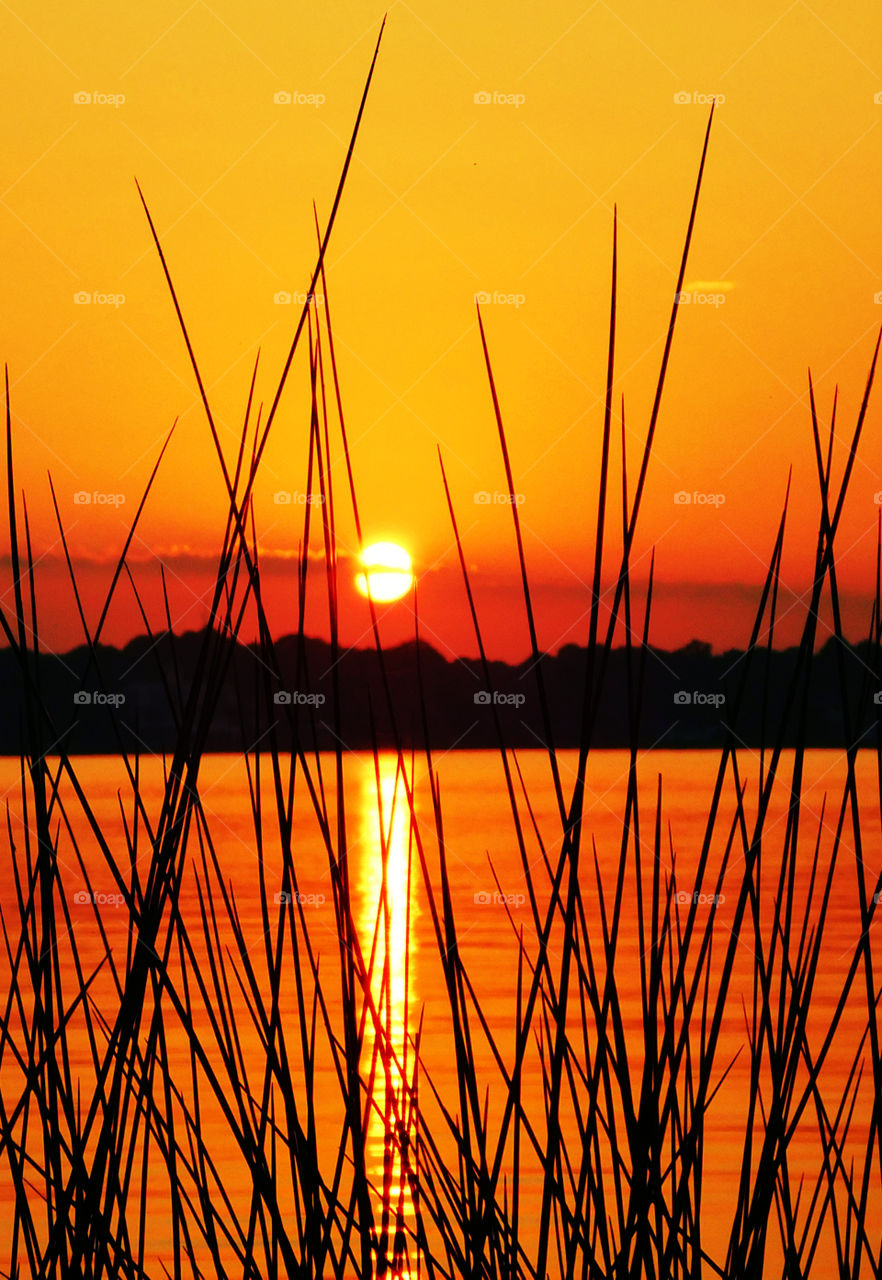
[0,0,879,662]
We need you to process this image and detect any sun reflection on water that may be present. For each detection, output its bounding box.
[357,754,420,1279]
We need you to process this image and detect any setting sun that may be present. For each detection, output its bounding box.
[355,542,414,603]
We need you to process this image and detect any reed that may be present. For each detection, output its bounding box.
[0,25,880,1279]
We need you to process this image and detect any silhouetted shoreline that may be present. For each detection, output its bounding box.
[2,630,878,753]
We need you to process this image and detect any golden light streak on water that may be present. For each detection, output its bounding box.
[357,754,420,1279]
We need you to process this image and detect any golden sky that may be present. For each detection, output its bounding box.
[0,0,879,659]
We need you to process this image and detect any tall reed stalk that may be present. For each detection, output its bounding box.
[0,30,880,1279]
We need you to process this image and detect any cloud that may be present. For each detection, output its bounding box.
[0,545,336,574]
[684,280,735,293]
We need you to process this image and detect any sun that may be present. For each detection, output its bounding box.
[355,542,414,603]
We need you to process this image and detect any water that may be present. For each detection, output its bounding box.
[0,749,878,1276]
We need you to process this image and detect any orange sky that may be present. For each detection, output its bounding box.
[0,0,879,661]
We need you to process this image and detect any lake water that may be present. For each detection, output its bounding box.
[0,748,879,1276]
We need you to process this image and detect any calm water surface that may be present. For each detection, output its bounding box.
[1,749,878,1275]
